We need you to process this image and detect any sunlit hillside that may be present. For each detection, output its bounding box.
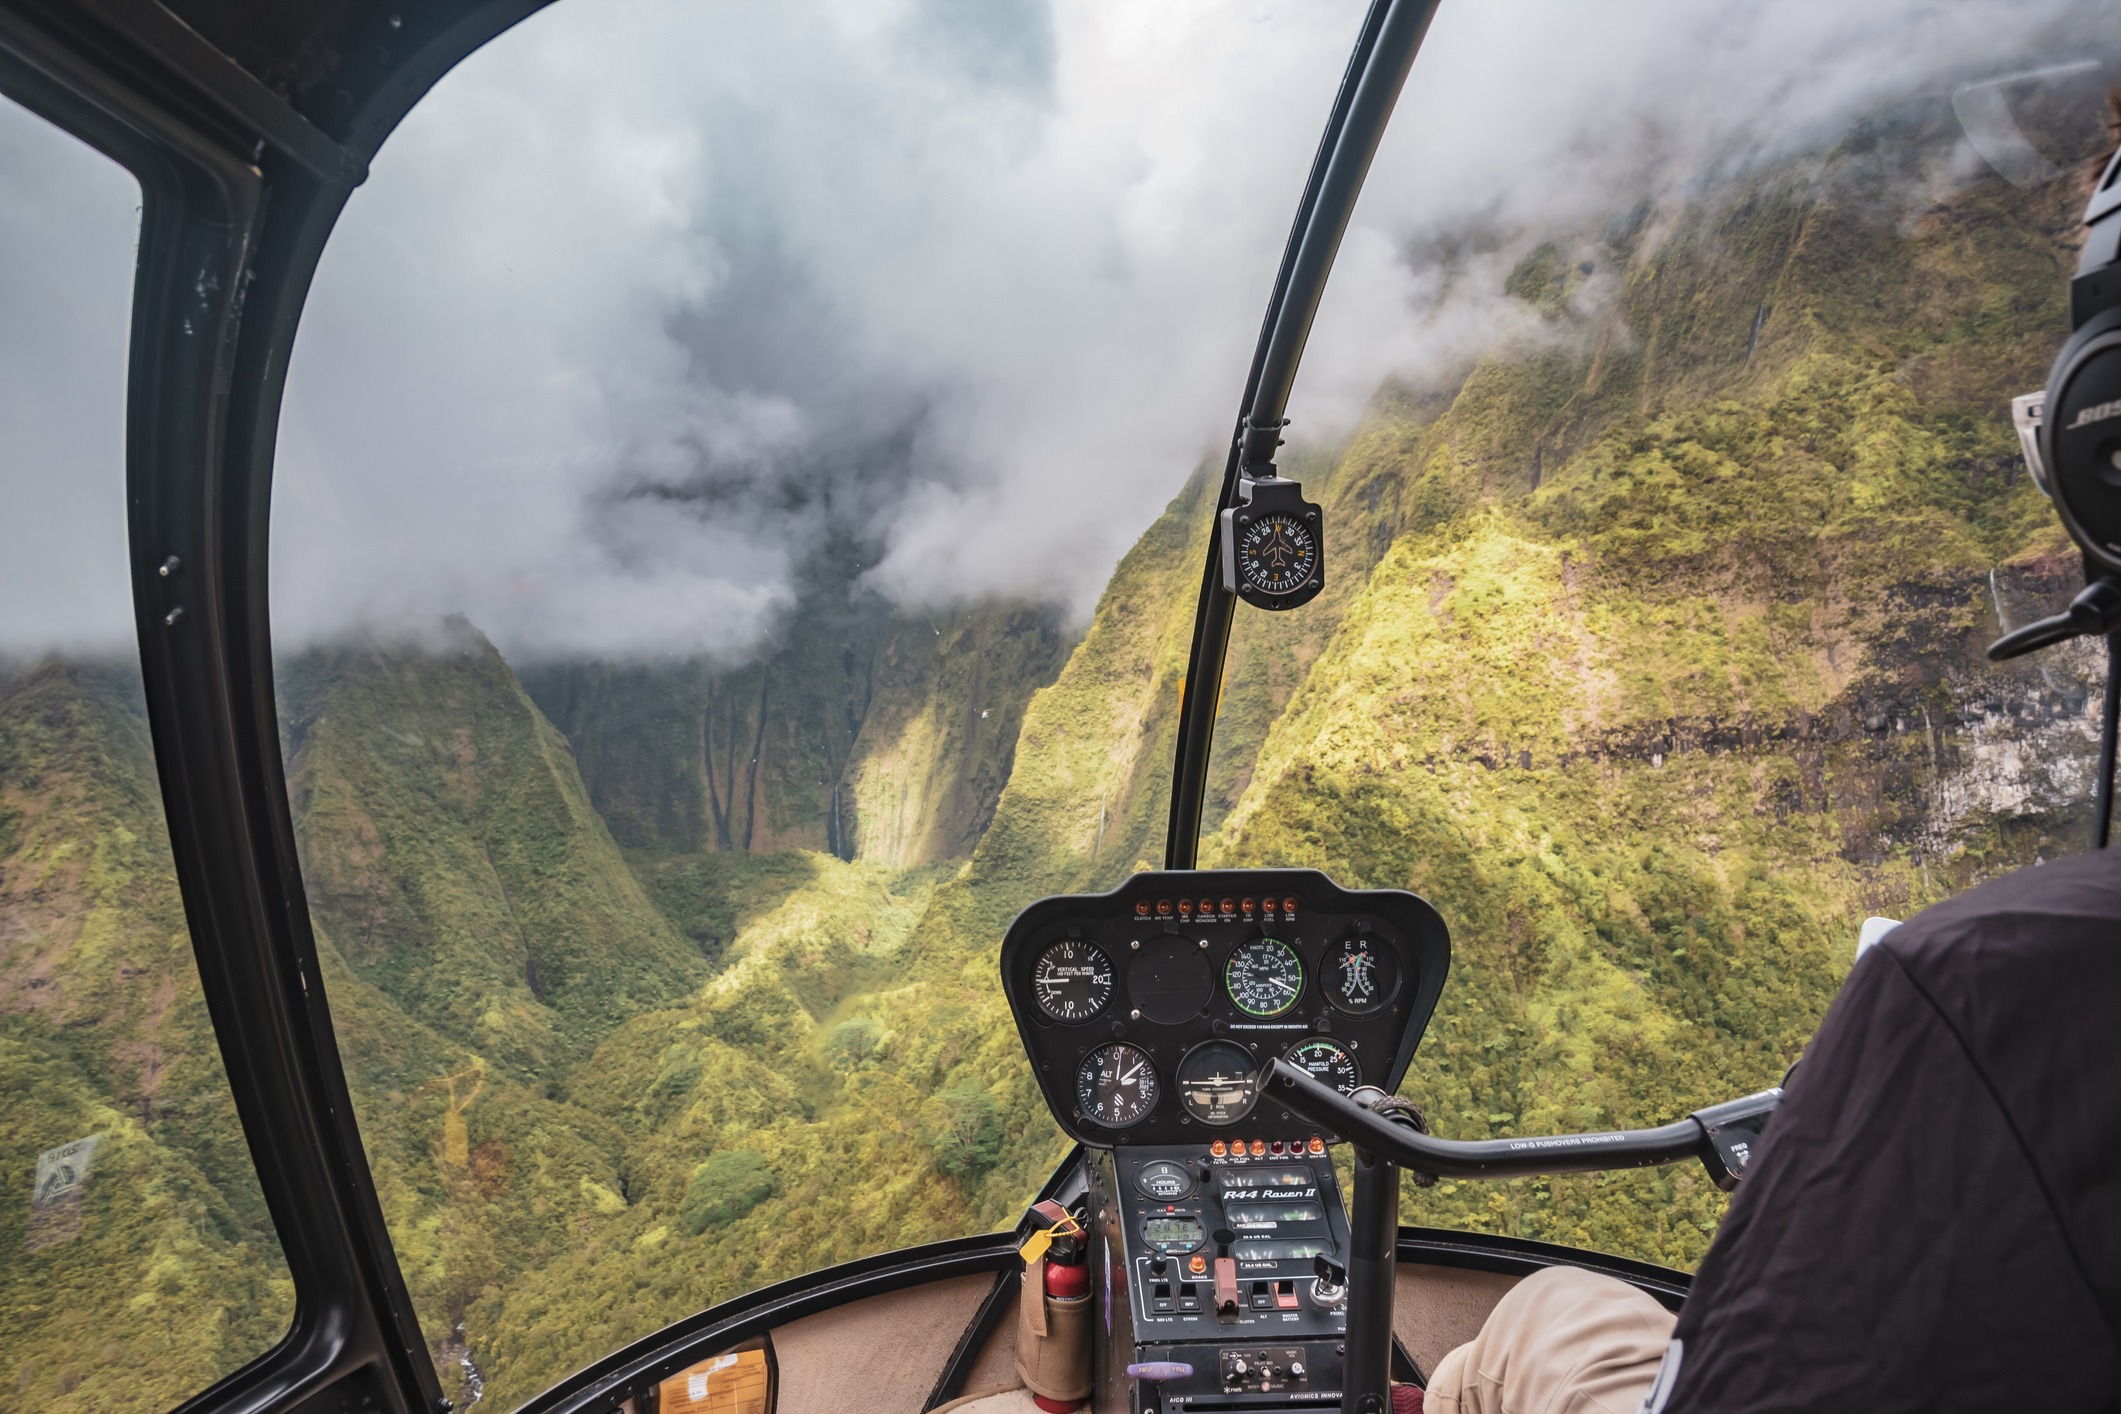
[3,95,2109,1411]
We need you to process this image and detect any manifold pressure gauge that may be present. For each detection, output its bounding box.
[1220,476,1324,611]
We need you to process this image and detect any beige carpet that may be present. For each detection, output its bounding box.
[773,1272,996,1414]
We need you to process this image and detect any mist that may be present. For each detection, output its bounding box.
[2,0,2109,663]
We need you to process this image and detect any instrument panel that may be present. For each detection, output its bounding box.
[1000,869,1450,1147]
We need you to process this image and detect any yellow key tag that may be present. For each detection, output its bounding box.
[1018,1228,1053,1265]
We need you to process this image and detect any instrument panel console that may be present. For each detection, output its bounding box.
[1000,870,1450,1148]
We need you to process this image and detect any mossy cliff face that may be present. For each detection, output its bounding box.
[0,665,293,1411]
[522,554,1070,866]
[270,616,1073,1408]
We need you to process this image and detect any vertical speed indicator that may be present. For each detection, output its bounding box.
[1031,939,1115,1023]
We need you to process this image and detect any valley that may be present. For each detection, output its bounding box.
[1,94,2110,1412]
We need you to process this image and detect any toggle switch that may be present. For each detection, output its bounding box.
[1214,1257,1240,1320]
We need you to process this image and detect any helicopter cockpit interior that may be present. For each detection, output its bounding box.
[4,1,2118,1413]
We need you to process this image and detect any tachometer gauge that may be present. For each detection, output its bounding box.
[1322,935,1399,1015]
[1225,937,1304,1017]
[1031,939,1114,1023]
[1283,1037,1361,1096]
[1176,1040,1261,1125]
[1076,1043,1158,1129]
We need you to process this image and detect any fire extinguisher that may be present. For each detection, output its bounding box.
[1032,1254,1090,1414]
[1016,1199,1092,1414]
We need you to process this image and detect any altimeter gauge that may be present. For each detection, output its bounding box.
[1176,1040,1261,1125]
[1225,937,1305,1018]
[1283,1037,1361,1096]
[1322,935,1399,1016]
[1077,1042,1159,1129]
[1031,939,1114,1023]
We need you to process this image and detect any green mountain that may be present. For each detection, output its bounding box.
[0,664,293,1413]
[3,93,2110,1413]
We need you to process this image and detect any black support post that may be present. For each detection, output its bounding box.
[1343,1149,1400,1414]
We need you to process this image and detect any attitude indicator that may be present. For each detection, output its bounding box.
[1176,1040,1262,1125]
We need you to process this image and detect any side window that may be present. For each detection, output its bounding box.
[0,98,293,1407]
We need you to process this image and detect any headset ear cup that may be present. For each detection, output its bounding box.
[2040,306,2121,573]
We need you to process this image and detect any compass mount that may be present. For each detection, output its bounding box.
[1220,475,1325,611]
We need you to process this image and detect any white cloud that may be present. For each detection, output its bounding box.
[2,0,2107,661]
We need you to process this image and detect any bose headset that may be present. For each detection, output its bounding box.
[1991,132,2121,847]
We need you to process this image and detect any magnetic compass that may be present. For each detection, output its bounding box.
[1219,475,1324,611]
[1235,513,1318,597]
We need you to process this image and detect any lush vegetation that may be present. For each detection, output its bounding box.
[2,96,2110,1412]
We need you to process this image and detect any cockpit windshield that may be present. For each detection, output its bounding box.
[269,0,1371,1403]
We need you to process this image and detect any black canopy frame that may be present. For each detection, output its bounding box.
[0,0,1446,1410]
[0,3,555,1411]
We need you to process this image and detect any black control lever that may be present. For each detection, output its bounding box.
[1691,1089,1783,1191]
[1270,1063,1782,1414]
[1987,575,2121,660]
[1266,1060,1780,1182]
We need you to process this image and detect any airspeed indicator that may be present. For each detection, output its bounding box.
[1032,939,1114,1023]
[1225,937,1304,1018]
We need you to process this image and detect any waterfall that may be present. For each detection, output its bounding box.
[829,781,850,861]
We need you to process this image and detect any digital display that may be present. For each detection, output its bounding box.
[1225,1202,1324,1227]
[1141,1216,1205,1253]
[1233,1240,1331,1263]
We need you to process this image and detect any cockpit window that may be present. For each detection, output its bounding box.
[0,97,294,1407]
[1202,14,2115,1267]
[271,0,1365,1402]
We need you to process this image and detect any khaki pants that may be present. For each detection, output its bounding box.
[1425,1266,1677,1414]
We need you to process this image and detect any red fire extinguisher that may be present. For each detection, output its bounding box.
[1017,1199,1092,1414]
[1032,1253,1090,1414]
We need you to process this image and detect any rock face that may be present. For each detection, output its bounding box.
[520,554,1072,867]
[3,92,2112,1414]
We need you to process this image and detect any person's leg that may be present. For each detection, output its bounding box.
[1421,1266,1676,1414]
